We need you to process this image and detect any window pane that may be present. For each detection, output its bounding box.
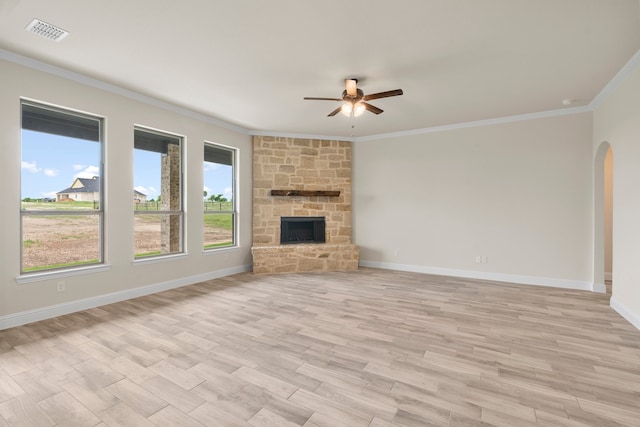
[204,213,233,249]
[134,129,181,211]
[21,129,101,210]
[22,214,100,272]
[134,127,183,259]
[21,101,103,273]
[203,143,235,250]
[134,214,183,258]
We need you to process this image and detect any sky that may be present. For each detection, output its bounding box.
[21,130,233,201]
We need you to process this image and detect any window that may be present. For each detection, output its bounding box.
[134,127,184,258]
[20,101,104,273]
[203,143,236,250]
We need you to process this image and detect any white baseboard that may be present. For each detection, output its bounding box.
[360,260,640,332]
[592,282,607,294]
[0,264,252,331]
[358,260,593,291]
[610,297,640,331]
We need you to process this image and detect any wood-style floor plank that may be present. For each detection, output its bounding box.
[0,268,639,426]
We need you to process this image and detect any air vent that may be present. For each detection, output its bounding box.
[25,18,69,42]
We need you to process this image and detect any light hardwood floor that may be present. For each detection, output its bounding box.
[0,268,639,426]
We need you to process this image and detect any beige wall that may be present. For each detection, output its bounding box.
[604,147,613,278]
[353,113,594,287]
[594,61,640,326]
[3,51,640,330]
[0,59,252,323]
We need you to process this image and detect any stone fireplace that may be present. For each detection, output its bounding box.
[251,136,359,274]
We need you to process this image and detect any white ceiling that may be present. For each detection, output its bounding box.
[1,1,639,138]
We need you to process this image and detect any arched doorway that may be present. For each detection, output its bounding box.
[594,142,613,294]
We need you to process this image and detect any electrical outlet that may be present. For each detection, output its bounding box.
[475,256,481,263]
[482,256,488,264]
[56,281,65,292]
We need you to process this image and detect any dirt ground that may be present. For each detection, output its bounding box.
[22,215,231,270]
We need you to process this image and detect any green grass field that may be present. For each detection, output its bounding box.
[204,213,232,229]
[22,201,98,210]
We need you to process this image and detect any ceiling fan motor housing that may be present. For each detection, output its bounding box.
[342,89,364,102]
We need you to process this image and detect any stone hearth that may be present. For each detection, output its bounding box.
[251,136,359,274]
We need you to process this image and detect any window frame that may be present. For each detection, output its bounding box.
[20,99,105,274]
[133,126,185,260]
[203,141,237,251]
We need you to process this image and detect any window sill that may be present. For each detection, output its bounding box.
[132,253,189,266]
[16,264,111,284]
[203,245,239,255]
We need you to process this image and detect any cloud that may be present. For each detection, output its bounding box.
[223,186,233,199]
[135,186,158,197]
[73,164,86,171]
[21,161,40,173]
[43,168,59,177]
[74,165,100,179]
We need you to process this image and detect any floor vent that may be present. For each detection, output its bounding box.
[25,18,69,42]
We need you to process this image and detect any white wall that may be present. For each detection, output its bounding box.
[353,113,594,289]
[0,59,253,328]
[594,62,640,329]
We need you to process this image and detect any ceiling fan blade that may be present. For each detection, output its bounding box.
[345,79,358,97]
[304,97,342,101]
[363,102,383,115]
[363,89,403,101]
[328,106,343,117]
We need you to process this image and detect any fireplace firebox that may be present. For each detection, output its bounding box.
[280,217,326,244]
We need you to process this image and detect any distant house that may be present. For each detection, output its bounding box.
[133,189,147,204]
[56,176,100,202]
[56,176,147,203]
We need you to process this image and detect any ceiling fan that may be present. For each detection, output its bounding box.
[304,79,403,117]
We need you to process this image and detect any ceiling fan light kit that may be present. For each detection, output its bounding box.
[341,101,366,117]
[304,79,403,118]
[341,102,353,116]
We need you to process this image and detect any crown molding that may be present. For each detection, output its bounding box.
[354,106,592,142]
[3,46,639,142]
[590,48,640,110]
[0,48,249,135]
[248,129,355,142]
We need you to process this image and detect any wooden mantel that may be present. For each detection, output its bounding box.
[270,190,341,197]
